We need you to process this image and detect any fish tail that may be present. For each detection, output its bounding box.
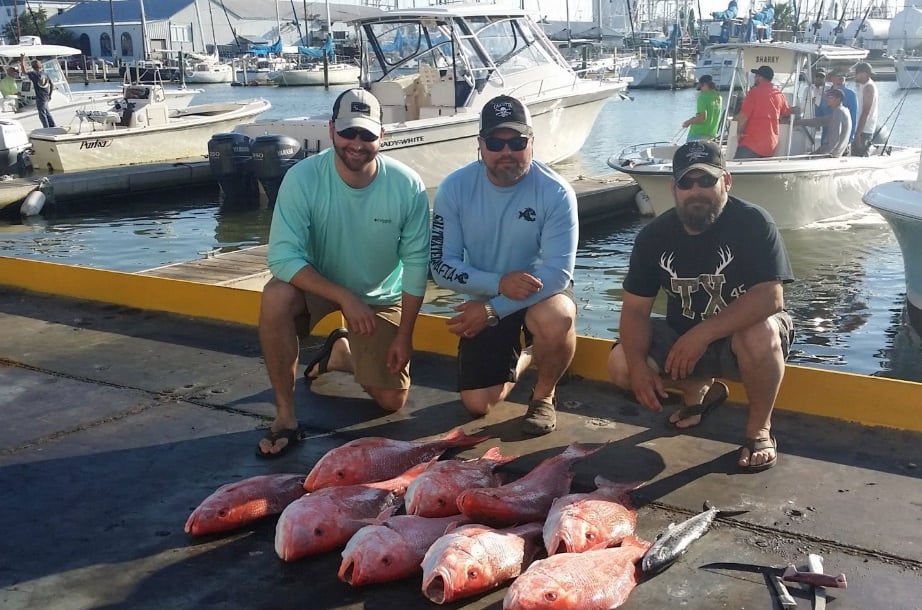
[480,445,519,465]
[560,441,606,462]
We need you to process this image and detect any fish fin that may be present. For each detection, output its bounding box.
[592,475,647,505]
[480,445,519,465]
[440,427,491,447]
[717,509,749,518]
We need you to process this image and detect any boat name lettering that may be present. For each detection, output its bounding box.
[380,136,424,149]
[79,139,113,150]
[755,55,780,65]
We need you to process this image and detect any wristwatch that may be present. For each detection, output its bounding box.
[483,303,499,327]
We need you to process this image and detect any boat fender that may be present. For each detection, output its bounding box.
[635,190,655,216]
[20,189,45,217]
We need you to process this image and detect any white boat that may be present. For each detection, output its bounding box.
[863,150,922,335]
[889,5,922,89]
[183,53,234,84]
[27,83,270,173]
[620,54,696,89]
[895,53,922,89]
[0,41,198,132]
[233,6,628,189]
[694,45,743,89]
[608,41,921,229]
[269,61,360,86]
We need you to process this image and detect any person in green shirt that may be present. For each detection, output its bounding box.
[0,66,20,99]
[683,74,722,141]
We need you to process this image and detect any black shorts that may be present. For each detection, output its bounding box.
[457,286,576,392]
[647,312,794,382]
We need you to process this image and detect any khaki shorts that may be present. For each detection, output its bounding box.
[298,292,409,391]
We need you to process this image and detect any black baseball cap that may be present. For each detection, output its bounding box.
[853,61,873,75]
[696,74,714,89]
[751,65,774,80]
[479,95,533,138]
[673,140,726,180]
[813,68,827,78]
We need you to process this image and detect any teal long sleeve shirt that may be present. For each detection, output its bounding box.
[267,148,431,303]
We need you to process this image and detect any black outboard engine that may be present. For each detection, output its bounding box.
[208,132,258,208]
[250,135,302,208]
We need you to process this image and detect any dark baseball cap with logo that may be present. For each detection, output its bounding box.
[751,65,774,80]
[696,74,714,89]
[332,88,382,133]
[673,140,726,180]
[479,95,533,138]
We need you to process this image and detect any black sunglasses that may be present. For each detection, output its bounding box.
[676,173,721,190]
[482,135,530,152]
[337,128,379,142]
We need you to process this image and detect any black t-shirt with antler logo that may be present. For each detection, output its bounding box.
[624,196,794,335]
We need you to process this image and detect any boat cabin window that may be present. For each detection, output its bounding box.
[125,87,149,99]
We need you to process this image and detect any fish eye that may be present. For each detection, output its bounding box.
[382,556,391,565]
[437,498,446,506]
[544,592,559,602]
[585,532,595,541]
[336,471,346,479]
[467,569,479,580]
[218,509,229,518]
[314,527,324,536]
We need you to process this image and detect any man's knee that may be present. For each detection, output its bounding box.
[732,318,783,362]
[369,387,408,412]
[607,343,631,389]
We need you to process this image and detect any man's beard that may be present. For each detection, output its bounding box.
[677,197,721,232]
[334,142,375,172]
[486,156,528,185]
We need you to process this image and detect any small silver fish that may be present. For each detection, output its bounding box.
[641,502,747,574]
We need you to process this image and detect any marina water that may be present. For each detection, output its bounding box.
[1,81,920,382]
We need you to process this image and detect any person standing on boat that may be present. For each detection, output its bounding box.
[808,68,829,117]
[20,55,54,128]
[796,88,851,157]
[733,65,795,159]
[608,140,795,472]
[1,66,20,99]
[851,62,879,157]
[828,68,858,145]
[430,95,578,436]
[256,88,431,458]
[683,74,722,141]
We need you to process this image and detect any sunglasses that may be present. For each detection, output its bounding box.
[336,128,379,142]
[676,173,721,190]
[482,135,530,152]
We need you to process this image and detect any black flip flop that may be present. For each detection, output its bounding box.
[739,436,778,473]
[255,427,304,459]
[668,381,729,428]
[303,327,349,381]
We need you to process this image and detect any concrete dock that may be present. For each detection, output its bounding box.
[1,255,921,609]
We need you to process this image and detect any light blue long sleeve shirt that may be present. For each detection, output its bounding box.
[430,159,578,318]
[267,148,431,303]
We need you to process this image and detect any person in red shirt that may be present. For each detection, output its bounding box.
[734,65,795,159]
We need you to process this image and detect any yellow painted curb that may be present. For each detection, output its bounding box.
[2,255,920,432]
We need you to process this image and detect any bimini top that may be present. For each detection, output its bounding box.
[706,41,870,62]
[349,5,533,24]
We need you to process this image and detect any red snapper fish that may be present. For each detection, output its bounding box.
[421,522,544,605]
[275,462,430,562]
[457,443,604,527]
[406,446,517,517]
[184,473,306,537]
[338,514,470,586]
[304,427,488,492]
[543,475,643,555]
[503,535,651,610]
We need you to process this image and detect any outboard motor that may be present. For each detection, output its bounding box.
[208,132,258,208]
[250,135,302,208]
[0,119,30,176]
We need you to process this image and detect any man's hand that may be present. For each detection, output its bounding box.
[339,294,377,337]
[664,326,710,380]
[629,365,668,412]
[499,271,542,300]
[386,332,412,374]
[446,300,488,338]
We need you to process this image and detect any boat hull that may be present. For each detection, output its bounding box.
[28,99,270,173]
[863,177,922,335]
[271,65,360,86]
[236,87,620,188]
[612,147,920,229]
[895,55,922,89]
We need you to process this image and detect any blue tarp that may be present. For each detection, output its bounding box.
[298,36,334,61]
[249,38,282,57]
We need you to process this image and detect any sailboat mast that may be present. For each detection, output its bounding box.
[193,0,206,53]
[207,0,219,53]
[139,0,149,61]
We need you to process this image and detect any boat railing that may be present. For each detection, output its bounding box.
[614,141,678,167]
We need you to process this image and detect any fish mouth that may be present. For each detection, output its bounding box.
[547,533,572,555]
[338,558,357,585]
[422,569,452,604]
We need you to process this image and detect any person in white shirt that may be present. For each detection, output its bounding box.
[851,62,878,156]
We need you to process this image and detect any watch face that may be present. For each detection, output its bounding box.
[486,315,499,327]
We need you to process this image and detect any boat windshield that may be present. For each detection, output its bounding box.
[358,13,569,87]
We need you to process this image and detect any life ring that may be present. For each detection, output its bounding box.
[185,68,194,78]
